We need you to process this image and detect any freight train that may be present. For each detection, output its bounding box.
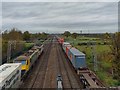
[14,44,44,76]
[62,42,86,69]
[57,36,105,88]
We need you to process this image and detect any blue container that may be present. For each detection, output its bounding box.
[68,47,86,69]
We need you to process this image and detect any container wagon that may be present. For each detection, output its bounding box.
[68,47,86,69]
[0,63,21,90]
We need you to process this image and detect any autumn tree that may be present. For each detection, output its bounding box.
[2,28,23,62]
[8,28,23,41]
[110,32,120,80]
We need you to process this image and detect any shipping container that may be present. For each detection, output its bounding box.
[62,42,70,52]
[57,36,64,45]
[68,48,86,69]
[66,45,72,56]
[59,38,64,44]
[0,63,21,89]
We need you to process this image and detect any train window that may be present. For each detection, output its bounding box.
[21,60,26,65]
[15,60,26,65]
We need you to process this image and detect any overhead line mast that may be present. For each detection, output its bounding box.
[7,40,16,63]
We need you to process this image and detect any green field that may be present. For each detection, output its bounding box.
[23,42,34,51]
[63,36,120,86]
[24,42,34,48]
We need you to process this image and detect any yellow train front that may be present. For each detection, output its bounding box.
[14,56,30,75]
[14,45,44,76]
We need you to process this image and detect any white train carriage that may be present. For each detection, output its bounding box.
[0,63,21,90]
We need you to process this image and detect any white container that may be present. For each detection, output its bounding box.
[0,63,21,89]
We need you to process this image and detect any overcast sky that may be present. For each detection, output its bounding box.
[0,2,1,33]
[2,2,118,33]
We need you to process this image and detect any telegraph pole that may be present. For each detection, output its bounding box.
[92,43,97,72]
[7,40,16,63]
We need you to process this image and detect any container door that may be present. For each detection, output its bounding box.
[75,56,86,69]
[72,55,75,68]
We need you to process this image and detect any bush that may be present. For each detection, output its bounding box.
[78,42,87,45]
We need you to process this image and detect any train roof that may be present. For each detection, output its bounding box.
[66,44,72,47]
[63,42,70,45]
[14,45,41,61]
[0,63,21,82]
[32,46,40,49]
[15,56,29,61]
[69,48,85,56]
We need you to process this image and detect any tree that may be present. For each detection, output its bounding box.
[72,33,78,39]
[110,32,120,80]
[63,31,71,37]
[104,32,110,39]
[2,28,24,63]
[2,30,8,40]
[23,31,30,41]
[8,28,23,41]
[40,32,48,40]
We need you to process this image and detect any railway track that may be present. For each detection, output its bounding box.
[19,37,120,90]
[20,37,81,89]
[42,40,58,88]
[31,41,52,88]
[56,42,72,88]
[60,43,83,88]
[56,40,81,89]
[20,39,52,88]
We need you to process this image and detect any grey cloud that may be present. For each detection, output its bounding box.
[0,2,2,31]
[2,0,120,2]
[2,2,118,33]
